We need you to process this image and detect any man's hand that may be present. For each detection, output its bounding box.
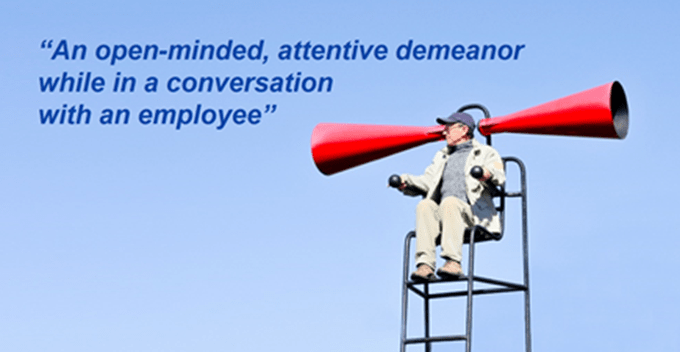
[388,174,409,191]
[389,174,427,197]
[479,167,492,182]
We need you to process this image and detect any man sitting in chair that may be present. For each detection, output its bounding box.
[396,112,505,281]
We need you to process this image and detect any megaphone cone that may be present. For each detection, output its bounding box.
[479,81,628,139]
[311,123,445,175]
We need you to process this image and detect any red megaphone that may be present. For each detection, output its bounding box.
[311,81,628,175]
[311,123,446,175]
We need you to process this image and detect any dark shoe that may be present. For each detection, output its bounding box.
[410,264,435,282]
[437,260,463,279]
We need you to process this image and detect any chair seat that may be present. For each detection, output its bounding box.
[463,226,502,243]
[433,226,502,246]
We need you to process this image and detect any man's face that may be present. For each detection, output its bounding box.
[443,123,469,146]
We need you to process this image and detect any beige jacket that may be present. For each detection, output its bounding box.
[400,139,506,233]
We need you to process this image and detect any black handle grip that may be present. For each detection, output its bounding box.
[470,166,484,179]
[389,174,426,197]
[388,174,402,188]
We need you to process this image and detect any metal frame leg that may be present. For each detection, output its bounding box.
[401,231,415,352]
[424,283,431,352]
[515,157,532,352]
[465,226,478,352]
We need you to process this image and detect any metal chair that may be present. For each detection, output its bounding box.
[399,157,531,352]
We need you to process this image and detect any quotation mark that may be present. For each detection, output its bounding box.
[41,39,53,49]
[264,104,277,113]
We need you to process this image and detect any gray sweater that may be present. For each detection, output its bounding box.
[440,140,473,203]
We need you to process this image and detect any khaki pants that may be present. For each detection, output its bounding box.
[415,197,474,270]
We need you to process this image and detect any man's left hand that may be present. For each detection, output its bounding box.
[478,167,492,182]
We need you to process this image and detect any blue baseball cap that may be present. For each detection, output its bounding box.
[436,112,476,130]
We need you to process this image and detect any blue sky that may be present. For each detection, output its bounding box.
[1,1,679,351]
